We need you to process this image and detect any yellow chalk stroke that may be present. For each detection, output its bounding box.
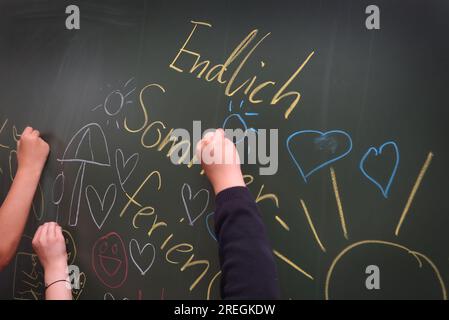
[62,229,77,265]
[273,249,313,280]
[275,215,290,231]
[12,125,20,142]
[190,20,212,27]
[120,171,162,218]
[243,174,254,186]
[0,119,10,149]
[300,199,326,252]
[395,152,433,236]
[325,240,447,300]
[206,271,221,300]
[256,184,279,208]
[330,167,348,239]
[125,192,142,207]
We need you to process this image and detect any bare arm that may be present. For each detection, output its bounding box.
[33,222,72,300]
[0,127,49,270]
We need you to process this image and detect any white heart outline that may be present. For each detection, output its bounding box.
[85,184,117,229]
[115,149,139,188]
[129,239,156,276]
[181,183,210,226]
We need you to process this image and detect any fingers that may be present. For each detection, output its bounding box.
[33,222,60,246]
[32,225,44,246]
[56,225,64,240]
[197,131,216,157]
[47,222,57,238]
[21,127,41,138]
[216,128,225,138]
[202,131,215,144]
[22,127,33,136]
[197,129,231,165]
[215,129,225,143]
[39,223,49,242]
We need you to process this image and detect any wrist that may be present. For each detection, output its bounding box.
[44,262,69,285]
[212,172,245,195]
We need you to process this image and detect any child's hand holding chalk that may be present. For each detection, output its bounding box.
[17,126,50,177]
[196,128,246,195]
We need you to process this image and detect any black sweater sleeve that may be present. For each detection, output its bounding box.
[214,186,281,300]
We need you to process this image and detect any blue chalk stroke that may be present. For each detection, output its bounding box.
[228,99,245,112]
[223,99,259,145]
[359,141,400,198]
[205,212,217,241]
[286,130,353,183]
[314,135,338,153]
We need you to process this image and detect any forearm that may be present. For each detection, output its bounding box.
[0,168,41,268]
[215,187,280,300]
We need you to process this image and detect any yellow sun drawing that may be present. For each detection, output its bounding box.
[273,152,446,300]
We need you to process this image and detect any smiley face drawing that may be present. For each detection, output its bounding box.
[92,232,128,288]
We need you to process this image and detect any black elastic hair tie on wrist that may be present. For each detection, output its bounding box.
[45,279,71,291]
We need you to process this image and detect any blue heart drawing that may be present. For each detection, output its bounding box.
[359,141,400,198]
[286,130,353,183]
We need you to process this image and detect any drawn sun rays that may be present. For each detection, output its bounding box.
[92,78,136,129]
[272,152,446,300]
[223,99,259,137]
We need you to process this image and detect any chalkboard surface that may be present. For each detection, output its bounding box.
[1,0,448,300]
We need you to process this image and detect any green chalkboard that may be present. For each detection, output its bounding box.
[1,0,448,300]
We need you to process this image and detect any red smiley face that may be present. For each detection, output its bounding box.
[92,232,128,288]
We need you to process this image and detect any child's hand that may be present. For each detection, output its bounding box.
[32,222,68,282]
[17,127,50,176]
[196,129,245,194]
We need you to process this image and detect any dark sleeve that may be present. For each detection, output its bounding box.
[214,186,280,300]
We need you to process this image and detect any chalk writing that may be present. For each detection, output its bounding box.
[170,21,315,119]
